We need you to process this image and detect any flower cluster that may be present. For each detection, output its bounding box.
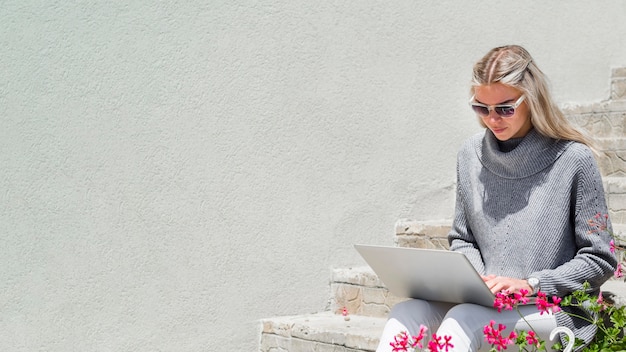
[390,329,425,351]
[483,320,517,351]
[493,289,530,312]
[486,289,563,351]
[535,292,561,315]
[389,326,454,352]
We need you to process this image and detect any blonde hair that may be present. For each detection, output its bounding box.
[471,45,596,151]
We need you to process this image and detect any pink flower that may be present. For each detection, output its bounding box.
[551,296,562,313]
[616,263,624,278]
[597,291,607,311]
[494,290,515,312]
[535,292,549,314]
[514,288,531,305]
[535,291,561,315]
[597,291,604,304]
[390,327,428,351]
[413,325,428,349]
[493,289,530,312]
[525,330,540,347]
[426,334,454,352]
[390,331,410,352]
[610,239,616,254]
[427,340,437,351]
[427,335,442,352]
[483,320,516,351]
[441,335,454,352]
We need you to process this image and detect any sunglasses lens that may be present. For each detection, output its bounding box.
[495,106,515,117]
[471,105,489,116]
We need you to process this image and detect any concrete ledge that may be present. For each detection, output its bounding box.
[260,312,385,352]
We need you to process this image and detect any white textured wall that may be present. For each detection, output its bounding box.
[2,1,626,351]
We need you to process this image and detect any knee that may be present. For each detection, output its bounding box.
[439,304,493,351]
[385,300,434,337]
[444,303,485,319]
[389,299,431,320]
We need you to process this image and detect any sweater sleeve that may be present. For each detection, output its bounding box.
[448,149,486,275]
[528,145,617,297]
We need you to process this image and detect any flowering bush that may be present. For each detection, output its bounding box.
[390,213,626,351]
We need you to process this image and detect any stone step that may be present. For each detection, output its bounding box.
[565,100,626,139]
[597,150,626,177]
[260,311,384,352]
[330,266,406,319]
[597,137,626,151]
[597,140,626,177]
[394,219,451,249]
[605,177,626,224]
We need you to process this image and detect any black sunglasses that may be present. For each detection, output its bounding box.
[469,95,526,118]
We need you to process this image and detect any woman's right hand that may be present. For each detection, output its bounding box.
[481,275,533,294]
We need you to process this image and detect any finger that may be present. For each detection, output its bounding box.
[481,274,496,281]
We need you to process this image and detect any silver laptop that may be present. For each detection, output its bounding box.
[354,244,496,307]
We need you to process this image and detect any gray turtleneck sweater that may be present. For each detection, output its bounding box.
[448,128,617,347]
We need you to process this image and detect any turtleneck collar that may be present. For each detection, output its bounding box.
[497,137,524,153]
[474,128,573,179]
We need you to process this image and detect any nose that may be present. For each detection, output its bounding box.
[483,109,502,121]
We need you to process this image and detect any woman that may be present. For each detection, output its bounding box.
[377,45,617,351]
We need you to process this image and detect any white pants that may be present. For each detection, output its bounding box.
[377,299,557,352]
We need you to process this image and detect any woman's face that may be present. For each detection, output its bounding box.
[473,83,532,141]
